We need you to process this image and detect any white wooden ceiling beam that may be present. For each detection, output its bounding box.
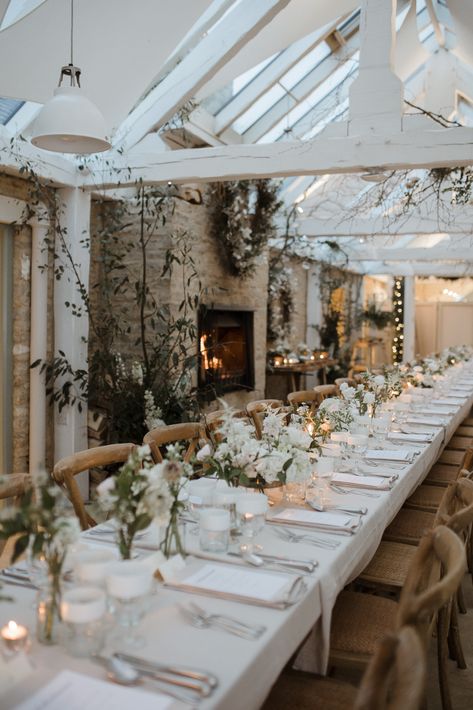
[363,262,473,277]
[84,124,473,189]
[295,212,473,237]
[346,247,473,262]
[0,126,78,187]
[112,0,291,152]
[348,0,403,134]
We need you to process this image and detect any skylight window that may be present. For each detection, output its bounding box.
[232,53,279,96]
[232,84,286,134]
[0,0,45,30]
[0,97,24,125]
[279,42,331,92]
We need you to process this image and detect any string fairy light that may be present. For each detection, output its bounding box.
[392,276,404,363]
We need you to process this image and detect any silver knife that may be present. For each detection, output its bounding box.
[228,551,317,573]
[115,652,218,689]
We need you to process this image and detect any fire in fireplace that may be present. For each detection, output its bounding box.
[198,307,254,394]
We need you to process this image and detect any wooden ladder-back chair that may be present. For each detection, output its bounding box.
[334,377,357,391]
[246,399,284,439]
[287,390,318,413]
[313,384,338,406]
[144,422,203,464]
[262,626,426,710]
[329,526,465,710]
[0,473,31,565]
[53,444,135,530]
[204,408,249,435]
[405,446,473,513]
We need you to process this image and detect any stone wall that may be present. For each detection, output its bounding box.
[89,186,269,418]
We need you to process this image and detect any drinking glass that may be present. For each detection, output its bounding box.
[347,434,369,474]
[308,456,334,505]
[61,587,106,657]
[199,508,230,553]
[236,494,268,553]
[372,413,391,448]
[105,561,153,649]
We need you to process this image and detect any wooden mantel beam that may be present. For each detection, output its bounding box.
[84,125,473,189]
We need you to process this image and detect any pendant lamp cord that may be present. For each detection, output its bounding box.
[70,0,74,65]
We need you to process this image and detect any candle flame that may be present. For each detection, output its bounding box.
[7,620,18,633]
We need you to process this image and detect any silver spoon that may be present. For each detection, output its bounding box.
[95,656,197,704]
[307,501,367,515]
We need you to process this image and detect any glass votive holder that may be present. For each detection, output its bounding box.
[61,587,106,657]
[236,494,268,546]
[188,478,217,509]
[105,561,153,647]
[1,620,29,654]
[199,508,230,553]
[74,548,117,588]
[213,489,242,536]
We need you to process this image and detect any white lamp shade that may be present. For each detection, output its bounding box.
[31,86,111,154]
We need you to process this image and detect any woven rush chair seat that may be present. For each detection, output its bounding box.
[424,463,462,486]
[456,425,473,437]
[438,449,465,466]
[405,484,445,512]
[383,509,435,545]
[262,671,357,710]
[330,591,398,665]
[461,416,473,426]
[446,435,473,451]
[358,541,417,590]
[264,626,426,710]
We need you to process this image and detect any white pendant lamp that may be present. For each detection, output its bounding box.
[31,0,110,154]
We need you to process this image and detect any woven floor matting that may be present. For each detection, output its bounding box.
[425,464,458,485]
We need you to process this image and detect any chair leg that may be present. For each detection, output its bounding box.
[457,584,467,615]
[448,598,467,670]
[437,606,453,710]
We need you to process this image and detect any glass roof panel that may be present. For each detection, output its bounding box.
[0,0,45,30]
[257,53,358,143]
[232,53,279,95]
[232,83,286,133]
[0,97,24,124]
[279,41,331,91]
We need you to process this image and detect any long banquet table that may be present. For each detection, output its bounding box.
[3,373,473,710]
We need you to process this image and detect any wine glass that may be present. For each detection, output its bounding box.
[236,494,268,554]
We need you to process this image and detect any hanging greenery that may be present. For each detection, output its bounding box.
[356,302,394,330]
[208,179,282,278]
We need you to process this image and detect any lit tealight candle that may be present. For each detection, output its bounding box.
[1,620,29,652]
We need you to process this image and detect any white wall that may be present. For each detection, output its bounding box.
[416,302,473,356]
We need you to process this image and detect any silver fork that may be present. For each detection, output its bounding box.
[179,604,264,640]
[188,602,266,637]
[273,527,340,549]
[330,484,381,499]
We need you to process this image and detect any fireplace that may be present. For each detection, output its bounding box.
[198,306,254,396]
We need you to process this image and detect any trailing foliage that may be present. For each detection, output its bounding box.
[357,302,394,330]
[208,179,282,278]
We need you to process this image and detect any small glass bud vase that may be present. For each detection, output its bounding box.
[161,507,185,559]
[36,572,62,645]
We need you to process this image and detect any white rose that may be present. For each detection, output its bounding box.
[341,386,355,401]
[373,375,385,387]
[363,392,375,404]
[196,443,212,461]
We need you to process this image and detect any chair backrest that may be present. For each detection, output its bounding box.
[436,477,473,536]
[144,422,203,464]
[397,526,466,644]
[53,443,135,530]
[0,473,31,561]
[354,626,426,710]
[334,377,356,390]
[0,473,31,501]
[313,384,338,405]
[287,390,318,412]
[204,409,250,444]
[246,399,284,439]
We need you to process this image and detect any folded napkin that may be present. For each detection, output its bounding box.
[388,432,432,443]
[163,559,305,609]
[268,507,361,533]
[432,398,465,406]
[365,448,412,462]
[414,407,455,416]
[406,417,446,427]
[332,472,395,490]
